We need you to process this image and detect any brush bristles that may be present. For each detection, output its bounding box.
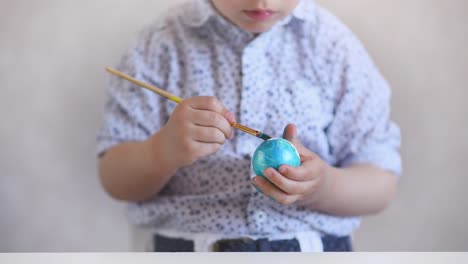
[258,133,272,141]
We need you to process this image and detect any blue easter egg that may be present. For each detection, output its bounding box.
[252,138,301,177]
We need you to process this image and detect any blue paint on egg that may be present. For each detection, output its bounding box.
[252,138,301,177]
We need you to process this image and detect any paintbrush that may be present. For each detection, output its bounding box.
[106,67,272,141]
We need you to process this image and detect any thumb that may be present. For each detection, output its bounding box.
[282,124,301,146]
[282,124,316,162]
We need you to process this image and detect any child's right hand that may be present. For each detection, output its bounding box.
[154,96,236,168]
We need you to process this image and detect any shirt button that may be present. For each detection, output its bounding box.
[254,210,267,225]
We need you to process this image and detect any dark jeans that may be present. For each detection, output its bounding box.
[153,234,353,252]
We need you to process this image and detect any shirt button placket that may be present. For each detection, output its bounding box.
[254,210,267,225]
[247,205,268,233]
[242,41,270,234]
[239,47,256,155]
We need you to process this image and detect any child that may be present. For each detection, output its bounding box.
[97,0,401,252]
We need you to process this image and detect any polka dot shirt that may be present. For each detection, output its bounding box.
[96,0,402,237]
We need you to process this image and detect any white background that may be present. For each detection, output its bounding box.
[1,0,467,251]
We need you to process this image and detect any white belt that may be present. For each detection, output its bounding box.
[134,228,324,252]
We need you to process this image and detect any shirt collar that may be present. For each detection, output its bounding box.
[181,0,317,29]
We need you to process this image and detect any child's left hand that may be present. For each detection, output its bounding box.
[251,124,332,206]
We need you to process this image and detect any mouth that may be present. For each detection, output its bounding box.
[243,9,277,21]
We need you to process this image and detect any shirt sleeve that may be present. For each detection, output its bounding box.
[96,27,171,157]
[326,30,402,176]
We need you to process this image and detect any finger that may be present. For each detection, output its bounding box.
[282,124,299,143]
[224,111,236,125]
[282,123,313,159]
[179,140,222,165]
[262,167,312,195]
[185,96,230,117]
[278,159,323,182]
[191,125,227,144]
[251,176,301,206]
[193,141,222,157]
[190,109,233,139]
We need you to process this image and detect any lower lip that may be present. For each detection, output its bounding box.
[244,10,275,21]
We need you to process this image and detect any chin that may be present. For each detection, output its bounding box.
[241,23,275,34]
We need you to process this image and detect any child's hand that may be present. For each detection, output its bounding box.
[156,96,236,168]
[251,124,331,206]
